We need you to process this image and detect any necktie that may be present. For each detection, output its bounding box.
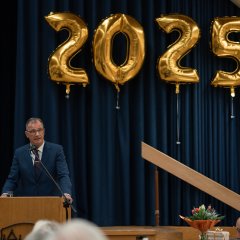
[33,149,41,179]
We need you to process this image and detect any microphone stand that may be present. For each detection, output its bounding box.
[30,146,77,220]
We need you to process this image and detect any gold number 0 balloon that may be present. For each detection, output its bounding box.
[211,17,240,97]
[93,13,145,92]
[156,14,200,93]
[45,12,89,95]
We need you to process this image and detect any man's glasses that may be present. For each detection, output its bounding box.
[26,128,44,135]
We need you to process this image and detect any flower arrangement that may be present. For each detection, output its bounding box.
[180,204,225,240]
[188,204,225,221]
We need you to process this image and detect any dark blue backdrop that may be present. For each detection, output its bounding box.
[0,0,240,226]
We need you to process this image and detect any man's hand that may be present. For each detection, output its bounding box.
[64,193,73,204]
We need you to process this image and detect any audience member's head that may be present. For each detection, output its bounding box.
[236,217,240,238]
[50,218,108,240]
[24,220,60,240]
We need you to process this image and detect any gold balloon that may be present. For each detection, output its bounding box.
[93,13,145,91]
[156,14,200,93]
[45,12,89,95]
[211,16,240,96]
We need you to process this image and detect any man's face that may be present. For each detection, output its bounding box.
[25,120,45,148]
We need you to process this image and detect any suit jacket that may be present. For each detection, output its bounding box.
[1,141,72,196]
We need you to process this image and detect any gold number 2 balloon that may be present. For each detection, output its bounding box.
[156,14,200,93]
[211,16,240,97]
[45,12,89,96]
[93,13,145,92]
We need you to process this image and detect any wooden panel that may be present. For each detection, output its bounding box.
[141,142,240,211]
[0,197,70,239]
[102,226,182,240]
[0,197,70,227]
[154,227,182,240]
[102,226,237,240]
[1,222,34,240]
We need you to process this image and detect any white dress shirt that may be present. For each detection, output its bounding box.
[30,142,44,165]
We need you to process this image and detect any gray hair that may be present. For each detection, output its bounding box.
[50,219,108,240]
[25,220,60,240]
[25,117,44,130]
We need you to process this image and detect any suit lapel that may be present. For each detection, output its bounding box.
[36,142,50,181]
[34,142,48,181]
[24,144,35,179]
[41,142,48,168]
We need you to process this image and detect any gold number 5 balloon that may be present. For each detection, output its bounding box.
[93,13,145,92]
[45,12,89,96]
[211,16,240,97]
[156,14,200,93]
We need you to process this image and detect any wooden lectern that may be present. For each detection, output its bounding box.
[0,197,71,240]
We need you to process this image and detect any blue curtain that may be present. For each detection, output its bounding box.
[0,0,240,226]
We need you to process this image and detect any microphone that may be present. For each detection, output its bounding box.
[29,144,77,214]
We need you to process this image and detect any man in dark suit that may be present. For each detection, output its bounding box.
[1,117,72,203]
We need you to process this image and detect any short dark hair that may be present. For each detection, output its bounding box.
[25,117,44,130]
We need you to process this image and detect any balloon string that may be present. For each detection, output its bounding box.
[176,93,181,145]
[116,91,120,110]
[65,84,70,99]
[231,96,235,119]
